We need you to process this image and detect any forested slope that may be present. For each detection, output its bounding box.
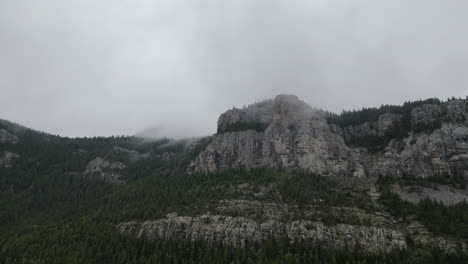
[1,96,468,263]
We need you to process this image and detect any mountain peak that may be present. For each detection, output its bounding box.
[190,94,361,175]
[189,96,468,178]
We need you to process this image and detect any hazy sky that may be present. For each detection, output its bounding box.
[1,0,467,138]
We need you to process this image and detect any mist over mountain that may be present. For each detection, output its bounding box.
[2,1,468,263]
[1,94,468,263]
[2,0,468,137]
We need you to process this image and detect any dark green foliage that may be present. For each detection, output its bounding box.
[0,162,377,263]
[219,121,269,133]
[404,172,466,189]
[1,163,466,263]
[0,165,369,229]
[412,120,443,134]
[1,222,467,264]
[89,169,374,223]
[272,171,375,210]
[417,199,468,238]
[326,98,447,152]
[0,123,201,188]
[326,98,443,128]
[183,136,213,163]
[381,173,466,190]
[377,176,468,239]
[376,185,416,218]
[347,135,392,153]
[1,119,468,262]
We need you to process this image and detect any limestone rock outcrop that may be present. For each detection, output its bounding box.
[217,101,273,133]
[410,104,443,126]
[189,95,468,178]
[377,113,401,137]
[0,129,19,144]
[112,146,148,161]
[394,184,468,205]
[364,123,468,177]
[118,213,406,253]
[118,196,464,253]
[189,95,365,177]
[0,151,20,168]
[447,100,468,122]
[82,157,126,184]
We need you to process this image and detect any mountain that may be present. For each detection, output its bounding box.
[1,96,468,263]
[189,94,468,178]
[188,94,365,176]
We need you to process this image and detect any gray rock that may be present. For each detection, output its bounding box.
[340,113,401,140]
[0,151,20,168]
[377,113,401,136]
[189,95,365,177]
[118,212,406,252]
[217,108,244,133]
[73,149,87,155]
[394,184,468,205]
[190,95,468,178]
[0,129,19,144]
[217,100,273,133]
[113,146,148,161]
[158,152,175,161]
[118,199,464,253]
[364,123,468,177]
[405,221,467,252]
[343,122,377,141]
[82,157,126,184]
[411,104,442,126]
[447,100,468,123]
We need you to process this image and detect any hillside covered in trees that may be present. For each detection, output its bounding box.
[1,96,468,263]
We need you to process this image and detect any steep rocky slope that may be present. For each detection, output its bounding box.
[119,210,407,253]
[118,184,464,253]
[0,151,20,168]
[394,184,468,205]
[0,129,19,144]
[1,97,467,257]
[188,95,468,178]
[82,157,127,184]
[188,95,365,177]
[358,123,468,177]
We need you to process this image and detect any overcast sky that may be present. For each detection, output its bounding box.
[1,0,467,138]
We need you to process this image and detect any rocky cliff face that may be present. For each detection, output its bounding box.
[0,129,20,168]
[359,123,468,177]
[189,95,365,177]
[118,198,464,253]
[341,113,401,141]
[0,151,20,168]
[0,129,19,144]
[394,184,468,205]
[118,96,468,252]
[119,212,406,253]
[189,95,468,178]
[82,157,126,184]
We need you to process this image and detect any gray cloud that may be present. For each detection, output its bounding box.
[0,0,467,138]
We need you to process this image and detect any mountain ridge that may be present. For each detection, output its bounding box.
[189,94,468,179]
[1,94,468,262]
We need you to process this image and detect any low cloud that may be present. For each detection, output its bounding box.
[0,0,467,138]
